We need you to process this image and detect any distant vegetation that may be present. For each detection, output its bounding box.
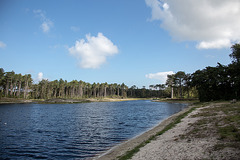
[0,44,239,102]
[190,43,240,101]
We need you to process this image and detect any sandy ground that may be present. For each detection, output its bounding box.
[96,103,240,160]
[95,105,194,160]
[131,104,239,160]
[0,97,140,104]
[131,107,208,160]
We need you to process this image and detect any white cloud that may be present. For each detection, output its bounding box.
[0,41,6,48]
[33,9,53,33]
[145,0,240,49]
[36,72,44,82]
[197,39,232,49]
[69,33,119,69]
[145,71,175,83]
[41,20,53,33]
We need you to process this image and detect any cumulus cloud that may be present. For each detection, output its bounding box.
[35,72,48,82]
[36,72,44,82]
[0,41,6,48]
[69,33,119,69]
[34,9,53,33]
[145,0,240,49]
[145,71,175,83]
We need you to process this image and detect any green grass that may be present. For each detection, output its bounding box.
[183,102,240,151]
[118,107,196,160]
[218,125,240,141]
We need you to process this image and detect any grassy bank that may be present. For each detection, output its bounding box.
[153,98,199,104]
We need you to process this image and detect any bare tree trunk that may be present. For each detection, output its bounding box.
[104,86,107,98]
[24,80,28,99]
[54,89,57,98]
[5,80,9,96]
[97,87,100,97]
[13,82,17,96]
[93,88,96,98]
[17,81,21,98]
[10,80,13,96]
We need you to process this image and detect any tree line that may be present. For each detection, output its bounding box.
[138,43,239,101]
[0,68,185,100]
[0,70,166,99]
[0,70,32,99]
[1,43,239,101]
[164,43,240,101]
[0,72,129,99]
[190,44,240,101]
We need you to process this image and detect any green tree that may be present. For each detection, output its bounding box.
[52,80,59,98]
[156,84,165,98]
[39,79,48,99]
[129,85,136,97]
[230,43,240,64]
[0,68,5,97]
[229,43,240,99]
[166,74,175,99]
[92,83,97,97]
[183,73,192,98]
[121,83,128,97]
[4,71,15,97]
[175,71,186,98]
[58,78,65,97]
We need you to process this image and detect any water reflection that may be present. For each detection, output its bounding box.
[0,100,187,159]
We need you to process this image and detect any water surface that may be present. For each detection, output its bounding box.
[0,100,187,159]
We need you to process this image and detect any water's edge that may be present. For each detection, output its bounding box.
[95,103,192,160]
[0,101,187,159]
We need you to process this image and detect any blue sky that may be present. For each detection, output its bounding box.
[1,0,239,88]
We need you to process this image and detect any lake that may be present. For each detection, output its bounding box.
[0,100,187,159]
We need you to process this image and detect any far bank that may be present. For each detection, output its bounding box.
[0,97,145,104]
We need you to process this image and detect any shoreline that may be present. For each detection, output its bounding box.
[95,103,194,160]
[0,97,142,105]
[131,102,240,159]
[96,101,240,160]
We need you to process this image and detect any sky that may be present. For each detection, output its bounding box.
[1,0,240,88]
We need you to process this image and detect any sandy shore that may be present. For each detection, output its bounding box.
[86,98,141,102]
[0,97,140,104]
[95,104,194,160]
[131,106,206,160]
[130,104,240,160]
[96,102,240,160]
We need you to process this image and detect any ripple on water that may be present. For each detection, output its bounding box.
[0,100,187,159]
